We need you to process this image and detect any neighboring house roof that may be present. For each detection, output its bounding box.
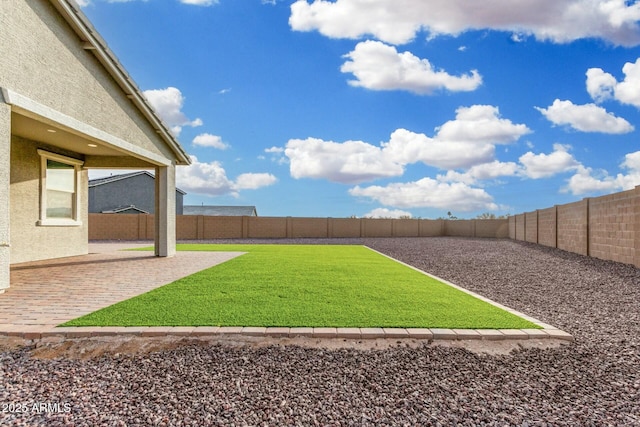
[101,205,150,214]
[183,206,258,216]
[89,171,187,195]
[49,0,190,166]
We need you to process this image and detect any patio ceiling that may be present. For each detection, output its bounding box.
[12,112,123,157]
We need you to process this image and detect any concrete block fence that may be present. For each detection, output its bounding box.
[89,215,510,240]
[509,185,640,268]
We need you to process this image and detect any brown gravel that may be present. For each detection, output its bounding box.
[1,237,639,426]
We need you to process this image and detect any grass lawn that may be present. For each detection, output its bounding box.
[63,244,539,329]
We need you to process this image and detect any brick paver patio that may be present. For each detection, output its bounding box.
[1,242,243,328]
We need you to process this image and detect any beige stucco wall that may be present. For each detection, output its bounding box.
[0,102,10,290]
[0,0,174,161]
[10,136,88,264]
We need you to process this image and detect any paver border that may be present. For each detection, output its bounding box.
[0,243,574,343]
[0,325,573,342]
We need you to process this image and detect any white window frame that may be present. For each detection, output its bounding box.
[37,149,84,227]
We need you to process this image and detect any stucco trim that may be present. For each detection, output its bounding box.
[2,87,171,166]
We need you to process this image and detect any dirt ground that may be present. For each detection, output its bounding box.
[0,334,569,360]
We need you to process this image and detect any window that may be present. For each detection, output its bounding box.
[37,150,84,226]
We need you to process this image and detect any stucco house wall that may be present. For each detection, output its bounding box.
[10,136,89,264]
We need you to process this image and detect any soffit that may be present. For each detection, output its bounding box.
[12,112,126,157]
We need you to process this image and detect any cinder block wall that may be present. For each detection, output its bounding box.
[557,200,589,256]
[525,211,538,243]
[537,207,557,248]
[508,215,516,239]
[89,215,509,240]
[514,214,526,241]
[509,186,640,267]
[588,188,637,265]
[291,217,328,238]
[328,218,361,238]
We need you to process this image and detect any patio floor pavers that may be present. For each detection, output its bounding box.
[0,242,574,343]
[2,242,243,328]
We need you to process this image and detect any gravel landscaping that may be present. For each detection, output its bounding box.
[1,237,639,426]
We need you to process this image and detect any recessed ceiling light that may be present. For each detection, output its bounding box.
[46,129,56,133]
[88,143,98,148]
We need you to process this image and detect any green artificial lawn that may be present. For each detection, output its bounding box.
[63,244,539,329]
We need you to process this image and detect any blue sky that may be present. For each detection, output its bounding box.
[82,0,640,218]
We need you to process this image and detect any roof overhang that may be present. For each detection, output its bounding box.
[3,88,172,167]
[48,0,191,166]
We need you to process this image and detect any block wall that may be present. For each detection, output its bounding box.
[328,218,361,238]
[89,215,509,240]
[537,207,557,248]
[291,217,328,238]
[508,215,516,239]
[525,211,538,243]
[361,219,393,237]
[419,219,445,237]
[476,219,509,238]
[557,200,588,256]
[247,217,287,238]
[510,186,640,267]
[588,188,636,265]
[514,214,526,241]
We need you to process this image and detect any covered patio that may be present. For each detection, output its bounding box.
[1,0,193,292]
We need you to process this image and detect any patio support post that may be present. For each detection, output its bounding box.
[0,100,11,291]
[155,163,176,257]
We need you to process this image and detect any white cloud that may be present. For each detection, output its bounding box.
[265,147,284,153]
[536,99,634,134]
[340,40,482,94]
[567,150,640,194]
[363,208,413,218]
[234,173,278,190]
[519,144,581,179]
[192,133,229,150]
[290,0,640,46]
[622,150,640,170]
[285,138,404,184]
[143,87,203,136]
[565,165,622,194]
[615,59,640,106]
[587,58,640,107]
[350,178,498,212]
[586,68,618,102]
[434,105,531,146]
[438,161,520,184]
[264,146,288,164]
[176,156,277,197]
[179,0,218,5]
[176,156,234,196]
[285,105,530,183]
[382,128,496,170]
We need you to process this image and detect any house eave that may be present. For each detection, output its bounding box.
[49,0,191,166]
